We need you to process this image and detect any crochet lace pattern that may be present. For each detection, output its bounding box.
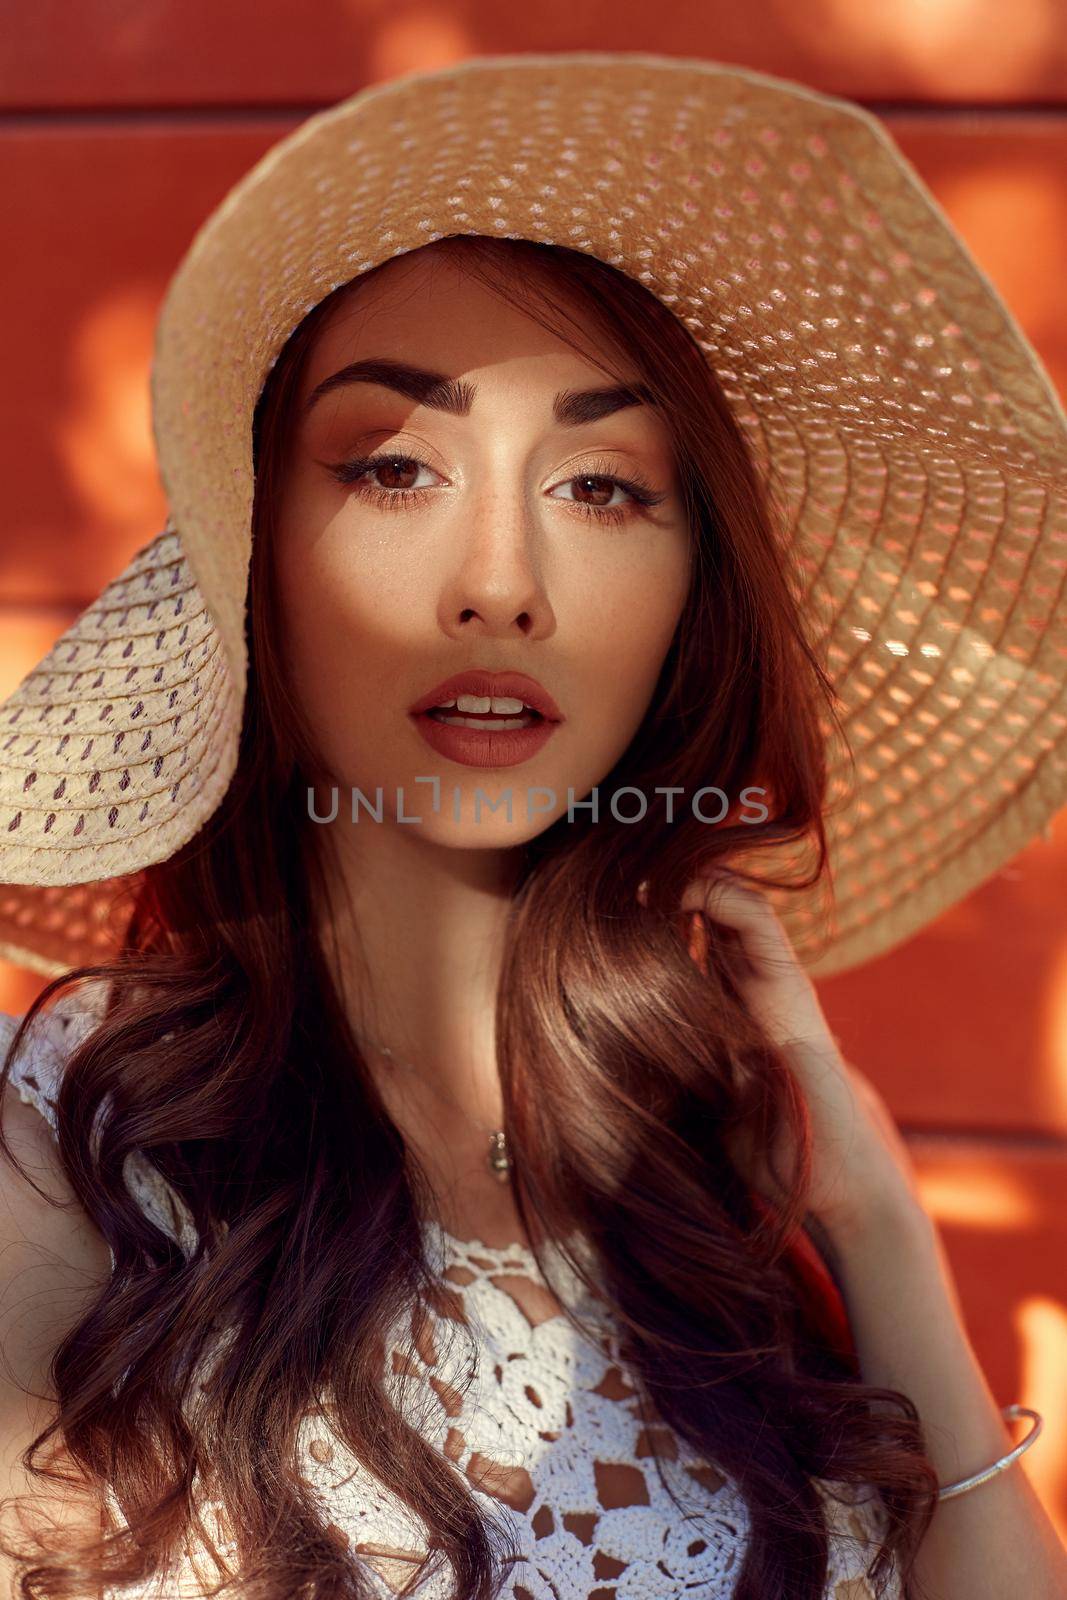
[1,987,899,1599]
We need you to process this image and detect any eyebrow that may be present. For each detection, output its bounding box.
[301,357,652,426]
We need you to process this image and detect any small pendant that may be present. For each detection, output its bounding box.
[487,1129,511,1183]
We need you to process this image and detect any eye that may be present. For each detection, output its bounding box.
[329,453,440,494]
[328,450,668,527]
[549,474,635,511]
[547,458,668,525]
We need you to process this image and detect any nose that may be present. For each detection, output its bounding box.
[437,485,556,641]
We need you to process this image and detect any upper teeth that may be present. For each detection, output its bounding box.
[434,695,532,714]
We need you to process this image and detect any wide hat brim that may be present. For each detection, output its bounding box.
[2,50,1066,981]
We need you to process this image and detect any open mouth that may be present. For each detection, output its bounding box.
[411,692,559,768]
[424,707,545,729]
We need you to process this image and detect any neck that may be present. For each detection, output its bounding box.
[312,814,523,1132]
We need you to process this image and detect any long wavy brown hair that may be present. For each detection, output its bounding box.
[1,235,940,1600]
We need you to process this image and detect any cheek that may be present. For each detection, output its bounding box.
[555,536,689,785]
[272,535,406,741]
[580,535,690,693]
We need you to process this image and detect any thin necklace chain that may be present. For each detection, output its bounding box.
[355,1032,512,1184]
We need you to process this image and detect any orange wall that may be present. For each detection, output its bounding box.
[3,0,1066,1540]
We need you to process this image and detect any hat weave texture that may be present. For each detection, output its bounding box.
[2,51,1066,979]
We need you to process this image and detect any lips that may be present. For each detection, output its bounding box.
[409,670,564,722]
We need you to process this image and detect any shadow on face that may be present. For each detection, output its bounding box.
[271,241,692,853]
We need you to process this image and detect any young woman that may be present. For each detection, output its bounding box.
[1,54,1065,1600]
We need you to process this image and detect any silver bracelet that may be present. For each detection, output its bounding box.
[936,1405,1043,1500]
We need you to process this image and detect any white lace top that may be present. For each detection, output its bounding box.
[1,985,900,1600]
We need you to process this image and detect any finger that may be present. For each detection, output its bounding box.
[638,882,720,978]
[684,876,788,968]
[679,870,768,919]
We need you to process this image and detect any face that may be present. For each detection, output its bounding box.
[272,243,692,848]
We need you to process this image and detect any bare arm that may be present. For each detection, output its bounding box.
[676,879,1067,1596]
[0,1081,112,1599]
[829,1201,1067,1600]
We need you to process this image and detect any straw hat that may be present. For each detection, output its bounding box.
[2,51,1066,982]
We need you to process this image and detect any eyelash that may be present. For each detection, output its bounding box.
[328,451,667,526]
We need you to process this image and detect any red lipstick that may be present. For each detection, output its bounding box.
[408,669,564,769]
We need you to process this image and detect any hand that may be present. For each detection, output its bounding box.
[645,867,928,1248]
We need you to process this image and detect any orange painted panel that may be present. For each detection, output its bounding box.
[0,120,282,605]
[0,605,81,702]
[2,1,1067,107]
[890,118,1067,400]
[819,805,1067,1135]
[909,1140,1067,1540]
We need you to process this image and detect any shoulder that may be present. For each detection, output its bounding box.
[2,978,199,1264]
[0,980,115,1290]
[0,995,113,1591]
[0,978,110,1125]
[0,1076,113,1289]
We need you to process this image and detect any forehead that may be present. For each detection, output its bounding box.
[301,246,641,402]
